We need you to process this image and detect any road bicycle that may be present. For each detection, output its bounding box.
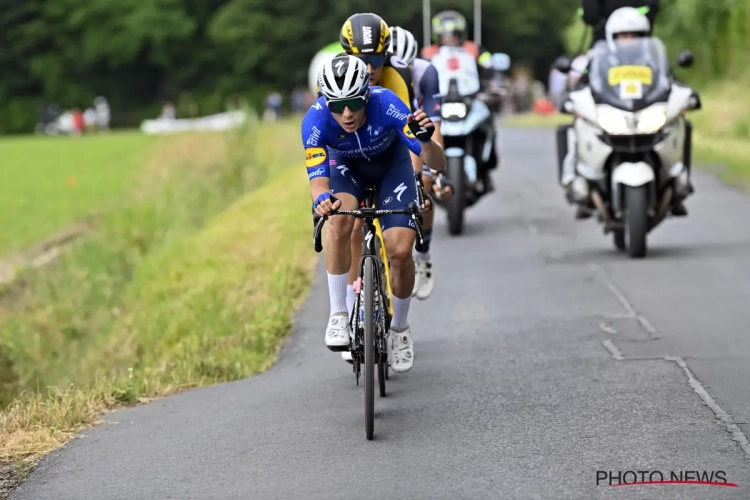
[313,189,424,440]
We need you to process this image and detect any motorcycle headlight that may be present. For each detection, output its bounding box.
[636,103,667,134]
[596,105,631,135]
[442,102,467,119]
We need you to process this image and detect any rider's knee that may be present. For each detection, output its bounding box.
[328,216,355,241]
[350,217,364,233]
[350,226,363,243]
[385,237,414,266]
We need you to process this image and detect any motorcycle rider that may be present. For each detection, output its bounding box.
[579,0,660,47]
[421,10,499,194]
[388,26,455,300]
[560,7,692,218]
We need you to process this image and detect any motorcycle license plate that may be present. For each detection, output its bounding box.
[608,65,653,86]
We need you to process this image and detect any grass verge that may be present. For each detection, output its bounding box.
[0,132,158,256]
[0,120,315,489]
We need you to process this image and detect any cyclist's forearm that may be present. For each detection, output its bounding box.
[309,177,331,201]
[432,121,444,148]
[419,140,445,171]
[410,150,424,173]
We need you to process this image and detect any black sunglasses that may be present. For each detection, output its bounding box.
[327,95,367,114]
[354,53,385,68]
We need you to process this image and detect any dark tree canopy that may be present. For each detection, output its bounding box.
[0,0,577,133]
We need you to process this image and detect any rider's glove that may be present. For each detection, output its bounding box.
[442,177,455,196]
[408,118,435,142]
[313,192,337,212]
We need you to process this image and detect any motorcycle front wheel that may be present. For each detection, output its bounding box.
[446,156,466,235]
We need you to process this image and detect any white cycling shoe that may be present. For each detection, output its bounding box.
[325,312,352,351]
[388,326,414,373]
[412,255,434,300]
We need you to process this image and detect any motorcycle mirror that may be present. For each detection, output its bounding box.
[554,55,573,74]
[677,50,694,68]
[491,53,511,71]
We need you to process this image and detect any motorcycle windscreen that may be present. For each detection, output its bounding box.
[588,37,672,112]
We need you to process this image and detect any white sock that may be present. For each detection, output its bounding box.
[346,284,355,316]
[416,251,430,261]
[391,296,411,330]
[328,272,349,315]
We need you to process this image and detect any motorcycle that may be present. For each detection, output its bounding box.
[486,53,511,115]
[429,46,499,235]
[556,37,700,258]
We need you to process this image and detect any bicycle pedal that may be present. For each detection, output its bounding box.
[326,344,350,353]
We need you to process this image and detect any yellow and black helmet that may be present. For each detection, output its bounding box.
[340,13,391,55]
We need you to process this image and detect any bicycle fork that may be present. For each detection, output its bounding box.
[350,223,389,380]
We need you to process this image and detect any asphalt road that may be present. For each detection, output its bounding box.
[13,125,750,499]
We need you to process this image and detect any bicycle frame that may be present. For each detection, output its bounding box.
[313,198,423,440]
[373,219,393,317]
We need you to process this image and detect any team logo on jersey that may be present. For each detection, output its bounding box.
[402,123,415,138]
[305,147,327,167]
[338,133,348,139]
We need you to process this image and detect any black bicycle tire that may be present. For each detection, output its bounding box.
[364,258,376,440]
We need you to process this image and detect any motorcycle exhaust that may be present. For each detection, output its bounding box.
[590,190,620,234]
[649,186,674,230]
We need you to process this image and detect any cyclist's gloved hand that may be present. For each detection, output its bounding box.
[407,110,435,142]
[313,192,341,217]
[433,174,455,200]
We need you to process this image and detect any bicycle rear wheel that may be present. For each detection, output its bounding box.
[364,258,376,440]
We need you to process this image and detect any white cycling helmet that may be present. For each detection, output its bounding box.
[318,55,370,101]
[388,26,418,65]
[605,7,651,51]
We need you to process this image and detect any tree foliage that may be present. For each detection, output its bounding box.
[0,0,578,133]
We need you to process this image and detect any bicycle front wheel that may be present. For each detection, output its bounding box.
[364,258,376,440]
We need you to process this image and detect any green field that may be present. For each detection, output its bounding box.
[0,132,159,256]
[0,121,316,475]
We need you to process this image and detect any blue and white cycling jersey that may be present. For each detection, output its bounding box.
[301,87,423,180]
[412,58,442,122]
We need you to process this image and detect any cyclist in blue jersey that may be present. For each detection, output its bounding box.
[389,26,454,301]
[304,55,446,373]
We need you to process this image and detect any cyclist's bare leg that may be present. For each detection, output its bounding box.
[348,219,363,282]
[325,193,359,275]
[346,218,364,314]
[323,192,359,349]
[383,226,417,328]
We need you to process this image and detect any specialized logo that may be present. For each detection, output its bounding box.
[335,59,345,77]
[337,165,349,176]
[364,230,374,249]
[402,123,415,138]
[305,147,327,167]
[387,104,409,121]
[394,182,407,201]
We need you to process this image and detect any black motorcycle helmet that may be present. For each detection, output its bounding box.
[340,13,391,55]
